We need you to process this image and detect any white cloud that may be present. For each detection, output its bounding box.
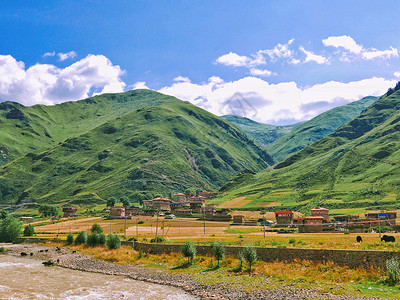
[43,51,56,57]
[159,76,395,124]
[249,68,272,77]
[173,76,191,83]
[131,81,149,90]
[57,51,77,61]
[215,52,250,67]
[300,47,330,64]
[322,35,363,54]
[394,72,400,78]
[362,47,399,60]
[260,39,295,61]
[0,54,126,105]
[322,35,399,61]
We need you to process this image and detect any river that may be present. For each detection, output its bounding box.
[0,254,197,299]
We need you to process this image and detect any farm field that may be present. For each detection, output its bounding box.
[29,215,400,251]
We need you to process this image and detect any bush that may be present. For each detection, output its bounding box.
[74,231,87,245]
[91,223,104,234]
[288,238,296,244]
[87,232,106,247]
[66,233,74,245]
[212,241,225,267]
[181,240,196,264]
[0,246,5,253]
[106,234,121,249]
[0,215,22,243]
[23,224,35,237]
[241,247,257,272]
[150,236,165,243]
[386,257,400,285]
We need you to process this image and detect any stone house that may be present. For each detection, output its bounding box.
[110,206,125,219]
[275,210,295,226]
[297,216,324,233]
[63,207,78,217]
[311,207,329,222]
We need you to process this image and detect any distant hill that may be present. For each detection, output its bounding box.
[213,87,400,212]
[221,115,302,147]
[265,96,377,162]
[0,90,179,166]
[0,92,273,205]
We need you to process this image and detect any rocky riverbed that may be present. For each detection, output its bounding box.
[1,243,382,300]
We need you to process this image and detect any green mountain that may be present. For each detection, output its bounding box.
[213,87,400,213]
[221,115,302,147]
[265,96,377,162]
[0,90,179,166]
[0,92,273,205]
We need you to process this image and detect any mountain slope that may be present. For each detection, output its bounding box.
[221,115,302,147]
[265,96,377,162]
[0,90,179,166]
[213,88,400,212]
[0,100,273,205]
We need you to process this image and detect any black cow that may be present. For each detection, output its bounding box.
[356,236,362,242]
[20,252,28,256]
[42,260,54,266]
[381,235,396,243]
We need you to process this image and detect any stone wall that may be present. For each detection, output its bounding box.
[134,241,400,269]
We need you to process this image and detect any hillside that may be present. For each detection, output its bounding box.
[0,100,273,205]
[212,87,400,213]
[221,115,302,147]
[0,90,179,166]
[265,96,377,162]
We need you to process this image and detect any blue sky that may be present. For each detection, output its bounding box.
[1,1,400,124]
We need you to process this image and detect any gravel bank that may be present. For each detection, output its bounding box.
[2,243,383,300]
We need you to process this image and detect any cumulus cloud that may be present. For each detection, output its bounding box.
[260,39,295,61]
[0,54,126,105]
[322,35,363,54]
[394,71,400,78]
[215,52,251,67]
[131,81,149,90]
[322,35,399,61]
[57,51,77,61]
[300,47,330,64]
[43,51,56,57]
[249,68,273,77]
[159,76,395,124]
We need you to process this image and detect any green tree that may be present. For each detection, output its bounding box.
[121,196,130,206]
[181,240,196,264]
[107,197,117,207]
[106,233,121,249]
[91,223,103,234]
[212,241,225,267]
[241,247,257,272]
[66,233,74,245]
[0,215,22,243]
[23,224,35,237]
[38,205,58,217]
[74,231,87,245]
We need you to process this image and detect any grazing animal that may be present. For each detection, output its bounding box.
[42,260,54,266]
[44,249,48,252]
[30,253,33,256]
[39,250,44,253]
[381,235,396,243]
[56,259,60,263]
[20,252,28,256]
[72,250,76,254]
[356,236,362,242]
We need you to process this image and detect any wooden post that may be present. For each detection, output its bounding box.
[155,211,159,240]
[136,217,139,239]
[124,216,127,240]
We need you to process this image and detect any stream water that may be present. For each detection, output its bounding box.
[0,254,197,299]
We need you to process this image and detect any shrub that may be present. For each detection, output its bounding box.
[106,234,121,249]
[386,257,400,285]
[138,221,144,225]
[91,223,104,234]
[23,224,35,237]
[66,233,74,245]
[150,236,165,243]
[212,241,225,267]
[0,215,22,243]
[241,247,257,272]
[181,240,196,264]
[0,246,5,253]
[288,238,296,244]
[74,231,87,245]
[97,233,106,245]
[87,232,106,247]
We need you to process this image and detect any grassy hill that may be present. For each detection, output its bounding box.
[265,96,377,162]
[0,90,179,166]
[221,115,302,147]
[211,88,400,214]
[0,98,273,205]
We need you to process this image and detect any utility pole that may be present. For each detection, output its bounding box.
[155,210,159,241]
[162,219,165,239]
[136,217,139,240]
[124,215,127,240]
[263,213,266,239]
